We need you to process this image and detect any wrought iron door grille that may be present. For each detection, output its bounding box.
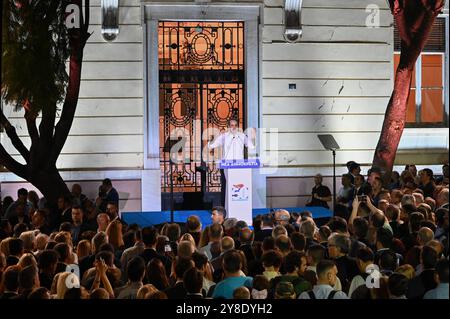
[158,21,244,71]
[158,21,245,193]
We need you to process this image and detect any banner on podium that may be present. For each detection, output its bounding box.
[218,158,261,169]
[231,183,249,201]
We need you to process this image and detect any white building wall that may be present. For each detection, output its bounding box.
[1,0,448,211]
[262,0,395,207]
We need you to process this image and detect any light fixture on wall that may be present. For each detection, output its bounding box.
[284,0,303,43]
[101,0,119,41]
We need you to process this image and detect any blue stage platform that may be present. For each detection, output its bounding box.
[122,207,333,228]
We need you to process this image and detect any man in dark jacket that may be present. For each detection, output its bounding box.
[183,267,205,299]
[254,214,274,242]
[164,257,194,299]
[139,226,172,274]
[0,267,20,299]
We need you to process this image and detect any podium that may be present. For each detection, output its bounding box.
[219,159,261,225]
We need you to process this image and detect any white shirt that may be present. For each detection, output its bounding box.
[306,266,343,291]
[198,243,213,260]
[298,284,349,299]
[208,131,254,161]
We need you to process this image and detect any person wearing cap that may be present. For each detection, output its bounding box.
[274,209,291,226]
[419,168,436,199]
[347,161,361,185]
[274,281,296,299]
[306,174,332,209]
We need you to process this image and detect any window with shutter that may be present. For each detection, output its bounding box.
[393,16,448,127]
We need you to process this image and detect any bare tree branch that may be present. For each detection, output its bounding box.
[24,110,40,170]
[0,108,30,162]
[390,0,413,47]
[24,110,39,143]
[83,0,90,39]
[0,143,28,180]
[43,0,61,25]
[399,10,437,68]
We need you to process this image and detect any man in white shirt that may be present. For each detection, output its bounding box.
[208,119,255,205]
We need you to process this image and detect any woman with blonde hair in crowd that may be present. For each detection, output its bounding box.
[18,253,37,269]
[146,290,168,299]
[179,233,196,248]
[160,223,169,237]
[53,272,72,299]
[0,252,6,285]
[54,231,73,247]
[198,226,210,249]
[0,238,12,257]
[136,284,158,299]
[396,264,416,280]
[34,233,49,253]
[186,215,202,247]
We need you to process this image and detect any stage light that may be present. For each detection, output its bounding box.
[101,0,119,42]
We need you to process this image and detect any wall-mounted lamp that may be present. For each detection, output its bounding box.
[101,0,119,41]
[284,0,303,43]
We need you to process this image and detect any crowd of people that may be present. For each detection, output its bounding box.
[0,164,448,300]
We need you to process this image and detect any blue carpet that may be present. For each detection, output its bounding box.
[122,207,333,228]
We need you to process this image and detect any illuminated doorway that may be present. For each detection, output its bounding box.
[158,21,245,209]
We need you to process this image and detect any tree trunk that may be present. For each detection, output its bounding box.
[29,169,71,205]
[373,0,444,184]
[373,69,413,183]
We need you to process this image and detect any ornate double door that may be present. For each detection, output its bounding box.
[158,21,245,209]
